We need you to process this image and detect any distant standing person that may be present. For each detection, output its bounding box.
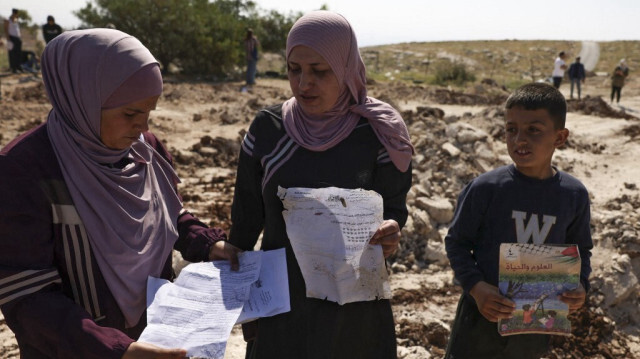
[3,8,22,73]
[611,59,629,104]
[552,51,568,89]
[244,28,260,86]
[568,56,586,100]
[42,15,63,44]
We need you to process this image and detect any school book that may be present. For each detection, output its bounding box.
[497,243,581,336]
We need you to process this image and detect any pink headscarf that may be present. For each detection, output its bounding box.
[42,29,182,328]
[282,11,414,172]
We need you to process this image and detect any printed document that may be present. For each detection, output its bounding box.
[278,186,391,304]
[139,249,289,358]
[237,248,290,323]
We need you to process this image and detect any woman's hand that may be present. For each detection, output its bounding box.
[369,220,401,258]
[122,342,187,359]
[209,241,243,271]
[469,281,516,322]
[560,283,586,313]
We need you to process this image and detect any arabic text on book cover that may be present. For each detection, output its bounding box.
[498,243,581,336]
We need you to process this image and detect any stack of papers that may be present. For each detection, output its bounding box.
[139,248,289,358]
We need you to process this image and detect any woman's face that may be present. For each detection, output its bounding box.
[100,95,159,150]
[288,45,341,116]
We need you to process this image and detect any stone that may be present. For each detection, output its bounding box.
[600,254,639,307]
[412,184,431,198]
[474,142,496,161]
[474,158,494,173]
[415,197,454,224]
[423,239,449,265]
[445,123,488,144]
[411,209,433,235]
[442,142,461,157]
[397,346,431,359]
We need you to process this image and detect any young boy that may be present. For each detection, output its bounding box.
[444,83,593,359]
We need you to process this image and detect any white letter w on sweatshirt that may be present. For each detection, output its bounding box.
[511,210,556,244]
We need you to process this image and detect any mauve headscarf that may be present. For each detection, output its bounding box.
[282,11,414,172]
[42,29,182,328]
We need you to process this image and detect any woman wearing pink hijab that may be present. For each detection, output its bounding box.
[0,29,240,358]
[230,11,413,359]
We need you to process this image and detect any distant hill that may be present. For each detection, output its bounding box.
[359,40,639,89]
[257,39,638,90]
[3,26,637,88]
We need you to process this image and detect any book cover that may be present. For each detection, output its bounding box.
[497,243,581,336]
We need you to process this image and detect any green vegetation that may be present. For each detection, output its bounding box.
[1,2,300,77]
[74,0,301,77]
[431,61,476,86]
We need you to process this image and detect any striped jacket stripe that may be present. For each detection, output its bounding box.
[261,133,290,168]
[377,148,391,164]
[241,133,255,157]
[53,204,102,319]
[262,138,298,189]
[0,269,62,306]
[253,109,377,189]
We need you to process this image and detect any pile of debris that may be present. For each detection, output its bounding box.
[172,134,241,230]
[9,81,48,103]
[549,299,633,358]
[567,96,639,120]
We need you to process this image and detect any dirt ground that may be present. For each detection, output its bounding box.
[1,70,639,358]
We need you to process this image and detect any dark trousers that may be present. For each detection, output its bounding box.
[570,78,582,99]
[445,294,550,359]
[552,77,562,89]
[611,86,622,103]
[8,35,22,72]
[246,58,257,85]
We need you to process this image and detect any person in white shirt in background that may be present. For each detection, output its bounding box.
[552,51,568,89]
[3,8,22,73]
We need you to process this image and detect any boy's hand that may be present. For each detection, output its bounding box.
[369,220,401,258]
[469,281,515,322]
[209,241,243,271]
[560,283,586,312]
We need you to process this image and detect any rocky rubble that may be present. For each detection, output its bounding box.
[393,104,506,270]
[1,79,639,358]
[172,134,242,230]
[392,280,461,358]
[549,299,634,358]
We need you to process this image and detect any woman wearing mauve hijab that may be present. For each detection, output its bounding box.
[229,11,414,359]
[0,29,241,359]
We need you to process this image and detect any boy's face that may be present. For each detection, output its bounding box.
[505,106,569,179]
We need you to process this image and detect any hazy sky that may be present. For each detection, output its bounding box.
[3,0,639,47]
